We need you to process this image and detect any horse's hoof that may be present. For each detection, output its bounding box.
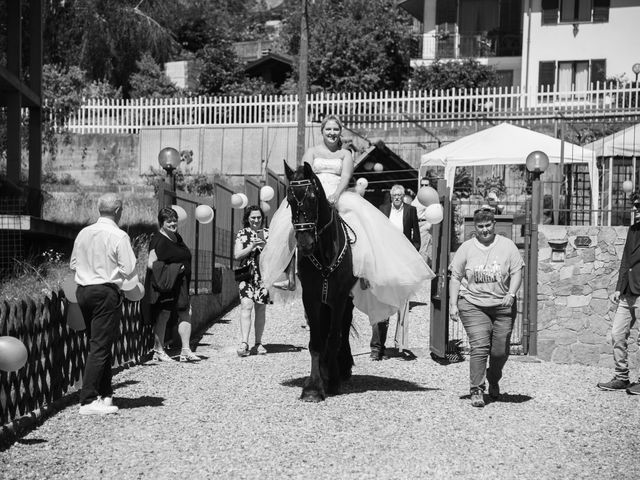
[300,388,325,402]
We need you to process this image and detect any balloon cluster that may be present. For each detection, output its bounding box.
[231,186,275,213]
[417,186,444,224]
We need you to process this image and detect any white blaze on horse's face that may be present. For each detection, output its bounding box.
[322,120,341,147]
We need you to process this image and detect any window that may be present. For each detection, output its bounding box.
[541,0,609,24]
[538,59,606,91]
[561,0,591,22]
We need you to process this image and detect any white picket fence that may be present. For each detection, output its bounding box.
[54,83,640,134]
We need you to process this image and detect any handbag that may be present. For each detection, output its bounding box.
[234,264,253,283]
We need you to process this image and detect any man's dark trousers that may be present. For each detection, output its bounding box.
[371,320,389,358]
[76,284,121,405]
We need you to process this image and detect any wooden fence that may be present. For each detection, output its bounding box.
[0,293,152,426]
[53,83,640,134]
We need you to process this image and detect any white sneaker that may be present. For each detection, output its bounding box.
[79,398,118,415]
[100,396,114,407]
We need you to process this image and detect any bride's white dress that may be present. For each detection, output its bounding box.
[260,157,435,324]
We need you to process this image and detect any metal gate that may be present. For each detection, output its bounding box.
[429,180,534,359]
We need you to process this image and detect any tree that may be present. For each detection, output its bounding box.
[279,0,413,92]
[129,53,180,98]
[196,41,243,95]
[408,60,500,91]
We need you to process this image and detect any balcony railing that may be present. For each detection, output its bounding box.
[411,32,522,60]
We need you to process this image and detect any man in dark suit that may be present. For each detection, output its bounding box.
[598,193,640,395]
[370,184,421,360]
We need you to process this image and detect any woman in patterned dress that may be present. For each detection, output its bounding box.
[234,205,270,357]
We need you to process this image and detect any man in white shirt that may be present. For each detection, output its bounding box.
[371,185,421,360]
[70,193,137,415]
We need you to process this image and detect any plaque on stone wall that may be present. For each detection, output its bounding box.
[574,236,591,248]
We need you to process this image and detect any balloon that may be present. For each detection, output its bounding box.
[260,201,271,213]
[0,336,28,372]
[122,275,145,302]
[195,204,214,224]
[231,193,243,208]
[363,161,374,171]
[61,273,78,303]
[66,302,86,331]
[356,178,368,188]
[260,186,275,202]
[373,163,383,172]
[424,203,444,224]
[355,184,366,196]
[623,180,634,194]
[238,193,249,209]
[417,186,440,207]
[171,205,188,224]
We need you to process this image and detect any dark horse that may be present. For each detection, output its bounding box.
[284,161,357,402]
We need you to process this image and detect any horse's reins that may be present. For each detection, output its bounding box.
[288,178,356,304]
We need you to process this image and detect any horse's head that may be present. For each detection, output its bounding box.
[284,161,328,256]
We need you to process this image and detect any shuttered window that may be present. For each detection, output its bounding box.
[539,62,556,91]
[542,0,559,24]
[592,0,610,22]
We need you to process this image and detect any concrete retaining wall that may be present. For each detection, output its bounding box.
[537,225,639,369]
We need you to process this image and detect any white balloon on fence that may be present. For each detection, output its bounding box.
[231,193,243,208]
[424,203,444,224]
[238,193,249,209]
[260,201,271,213]
[260,185,275,202]
[171,205,188,224]
[195,204,214,224]
[0,336,28,372]
[356,178,368,189]
[355,184,366,196]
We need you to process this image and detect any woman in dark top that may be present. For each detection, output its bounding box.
[234,205,269,357]
[146,207,199,362]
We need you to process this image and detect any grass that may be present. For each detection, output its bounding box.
[42,190,158,227]
[0,237,150,303]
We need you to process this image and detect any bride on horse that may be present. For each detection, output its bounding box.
[260,115,434,323]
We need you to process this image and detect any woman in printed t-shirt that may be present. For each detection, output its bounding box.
[449,208,524,408]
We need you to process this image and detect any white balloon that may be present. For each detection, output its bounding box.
[373,163,383,172]
[0,336,28,372]
[171,205,188,224]
[260,201,271,213]
[424,203,444,224]
[260,185,275,202]
[355,184,366,197]
[231,193,244,208]
[122,275,145,302]
[195,204,214,224]
[238,193,249,209]
[356,178,368,188]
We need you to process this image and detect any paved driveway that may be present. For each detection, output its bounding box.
[1,287,637,479]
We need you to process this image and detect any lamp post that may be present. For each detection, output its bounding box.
[525,150,549,357]
[633,63,640,84]
[623,179,634,224]
[158,147,181,193]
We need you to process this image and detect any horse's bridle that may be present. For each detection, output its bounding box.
[288,178,334,240]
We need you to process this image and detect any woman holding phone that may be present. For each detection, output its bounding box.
[234,205,269,357]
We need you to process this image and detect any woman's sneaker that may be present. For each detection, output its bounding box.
[470,388,485,408]
[597,378,630,391]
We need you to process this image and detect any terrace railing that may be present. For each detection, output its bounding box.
[52,84,640,134]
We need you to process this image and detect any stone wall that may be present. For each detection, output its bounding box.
[537,225,639,368]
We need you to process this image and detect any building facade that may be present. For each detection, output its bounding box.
[401,0,640,91]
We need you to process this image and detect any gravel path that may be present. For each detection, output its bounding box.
[1,286,638,479]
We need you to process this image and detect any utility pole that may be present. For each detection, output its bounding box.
[296,0,309,165]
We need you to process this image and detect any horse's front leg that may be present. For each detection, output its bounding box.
[338,296,355,382]
[325,301,348,396]
[300,304,328,402]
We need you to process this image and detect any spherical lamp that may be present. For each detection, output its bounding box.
[623,180,634,194]
[525,151,550,174]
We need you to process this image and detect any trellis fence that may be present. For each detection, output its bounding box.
[51,83,640,134]
[0,293,152,426]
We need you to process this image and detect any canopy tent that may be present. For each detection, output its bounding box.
[584,122,640,158]
[420,122,599,211]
